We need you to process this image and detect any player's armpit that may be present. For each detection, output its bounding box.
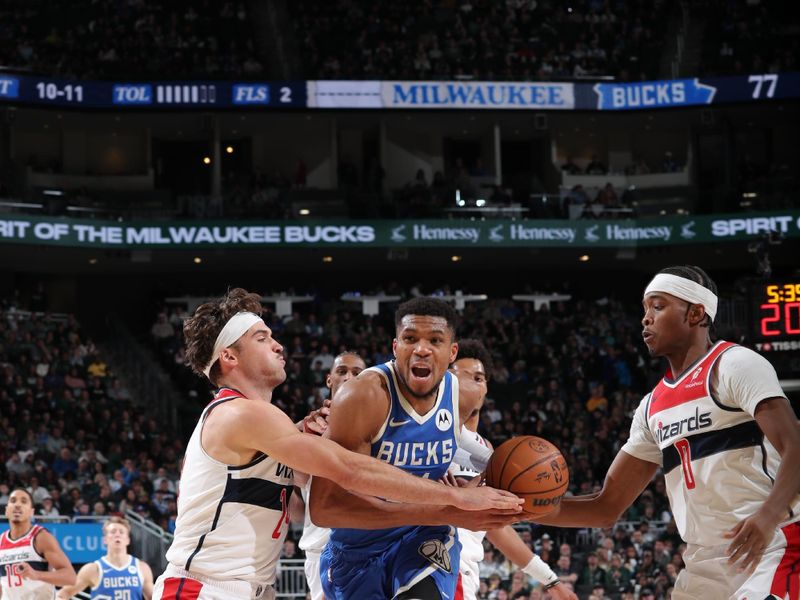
[536,450,658,528]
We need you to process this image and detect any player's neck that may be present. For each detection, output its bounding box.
[105,550,130,567]
[665,336,713,378]
[219,375,273,404]
[396,379,439,414]
[8,522,32,539]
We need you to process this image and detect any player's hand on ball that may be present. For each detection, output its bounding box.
[724,508,778,573]
[16,562,38,580]
[547,582,578,600]
[453,485,523,511]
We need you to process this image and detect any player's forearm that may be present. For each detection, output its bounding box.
[762,445,800,521]
[345,452,461,507]
[35,567,76,587]
[535,493,619,528]
[310,481,448,529]
[486,526,533,566]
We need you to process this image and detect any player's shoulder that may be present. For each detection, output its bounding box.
[716,343,773,373]
[334,369,387,404]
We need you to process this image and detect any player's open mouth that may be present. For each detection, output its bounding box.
[642,330,654,343]
[411,365,432,380]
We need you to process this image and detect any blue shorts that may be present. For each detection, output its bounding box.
[320,526,460,600]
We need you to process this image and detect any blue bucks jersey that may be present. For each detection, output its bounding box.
[91,556,143,600]
[329,361,460,549]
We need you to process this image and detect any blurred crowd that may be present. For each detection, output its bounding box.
[0,0,260,79]
[290,0,667,81]
[0,301,183,534]
[698,0,797,76]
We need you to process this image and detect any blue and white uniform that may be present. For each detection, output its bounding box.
[321,361,461,599]
[91,556,144,600]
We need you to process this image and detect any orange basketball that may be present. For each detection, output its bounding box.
[485,436,569,517]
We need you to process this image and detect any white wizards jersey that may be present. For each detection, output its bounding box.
[623,341,799,547]
[166,388,295,585]
[299,478,330,554]
[0,525,55,600]
[453,430,490,599]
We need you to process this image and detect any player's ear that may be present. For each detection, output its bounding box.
[449,342,459,364]
[688,304,706,326]
[392,338,397,357]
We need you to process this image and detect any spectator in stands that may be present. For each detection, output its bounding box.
[561,157,581,175]
[151,313,175,342]
[580,552,607,587]
[585,155,607,175]
[660,151,679,173]
[604,552,632,591]
[53,448,78,478]
[554,555,578,586]
[39,495,58,517]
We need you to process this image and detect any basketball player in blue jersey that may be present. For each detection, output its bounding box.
[57,516,154,600]
[312,298,524,600]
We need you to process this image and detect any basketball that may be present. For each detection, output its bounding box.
[485,436,569,517]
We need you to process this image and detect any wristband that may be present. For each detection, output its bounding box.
[522,555,558,586]
[543,579,561,590]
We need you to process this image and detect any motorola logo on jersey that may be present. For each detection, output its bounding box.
[375,439,454,467]
[655,407,712,443]
[435,408,452,431]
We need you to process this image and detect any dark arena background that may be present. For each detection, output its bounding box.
[0,1,799,599]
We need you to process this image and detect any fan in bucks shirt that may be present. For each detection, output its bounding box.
[56,517,154,600]
[538,266,800,600]
[0,489,75,600]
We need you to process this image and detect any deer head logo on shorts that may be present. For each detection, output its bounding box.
[418,539,451,573]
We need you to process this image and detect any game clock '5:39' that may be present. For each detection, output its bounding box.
[752,282,800,340]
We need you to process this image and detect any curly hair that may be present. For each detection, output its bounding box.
[183,288,263,385]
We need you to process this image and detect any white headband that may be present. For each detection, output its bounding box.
[202,311,262,379]
[644,273,718,321]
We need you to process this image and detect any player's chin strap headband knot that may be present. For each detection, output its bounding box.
[202,311,262,379]
[644,274,718,321]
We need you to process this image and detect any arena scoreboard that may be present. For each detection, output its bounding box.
[750,281,800,352]
[0,76,307,109]
[0,72,798,111]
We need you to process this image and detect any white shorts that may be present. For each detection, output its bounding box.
[456,569,480,600]
[672,521,800,600]
[153,564,275,600]
[304,550,324,600]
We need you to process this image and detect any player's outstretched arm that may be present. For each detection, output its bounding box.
[725,396,800,572]
[55,562,98,599]
[227,383,521,512]
[23,530,76,588]
[536,450,658,528]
